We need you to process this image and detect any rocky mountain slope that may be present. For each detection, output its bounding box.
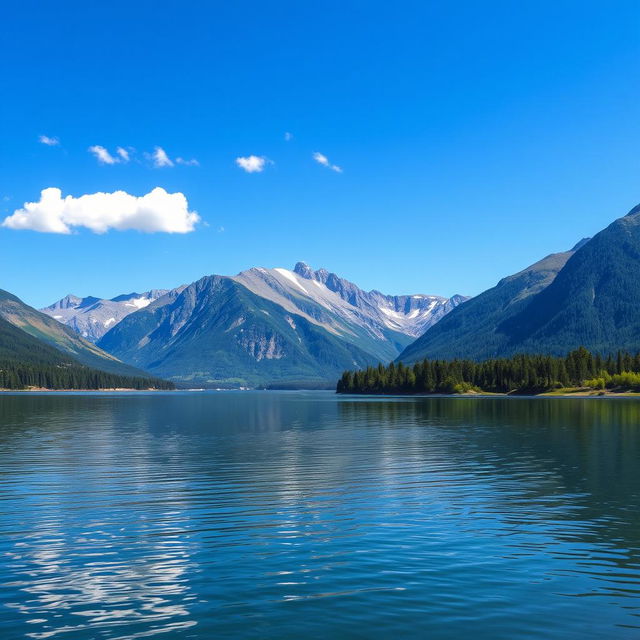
[42,290,169,342]
[232,263,467,362]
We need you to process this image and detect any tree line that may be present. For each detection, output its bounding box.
[337,347,640,394]
[0,359,174,390]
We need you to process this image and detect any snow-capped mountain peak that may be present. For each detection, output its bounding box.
[234,263,468,343]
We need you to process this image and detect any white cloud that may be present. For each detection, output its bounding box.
[150,146,174,168]
[116,147,130,162]
[89,144,196,168]
[176,157,199,166]
[88,145,131,164]
[313,151,329,167]
[313,151,342,173]
[284,132,293,141]
[2,187,200,234]
[39,135,60,146]
[235,155,269,173]
[89,145,119,165]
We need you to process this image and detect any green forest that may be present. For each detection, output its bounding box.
[0,359,174,390]
[337,347,640,395]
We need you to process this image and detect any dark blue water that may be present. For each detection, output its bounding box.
[0,392,639,639]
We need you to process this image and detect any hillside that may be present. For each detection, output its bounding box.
[0,316,173,390]
[401,202,640,363]
[0,288,156,377]
[398,245,579,362]
[86,263,466,388]
[499,206,640,355]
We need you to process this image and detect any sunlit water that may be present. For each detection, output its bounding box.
[0,391,639,639]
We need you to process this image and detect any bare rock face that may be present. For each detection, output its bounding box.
[237,330,286,361]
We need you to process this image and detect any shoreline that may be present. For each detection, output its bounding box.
[338,388,640,398]
[2,388,640,397]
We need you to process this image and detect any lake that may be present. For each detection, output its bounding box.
[0,391,639,639]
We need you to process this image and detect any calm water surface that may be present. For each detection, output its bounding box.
[0,391,639,639]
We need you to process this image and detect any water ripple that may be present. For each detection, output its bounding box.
[0,392,639,639]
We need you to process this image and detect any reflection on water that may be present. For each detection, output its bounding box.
[0,392,639,639]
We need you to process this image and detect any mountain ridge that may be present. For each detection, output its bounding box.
[397,247,577,362]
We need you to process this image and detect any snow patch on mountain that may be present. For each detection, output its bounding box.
[125,297,153,309]
[274,268,309,294]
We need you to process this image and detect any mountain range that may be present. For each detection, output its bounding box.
[41,290,169,342]
[95,263,466,388]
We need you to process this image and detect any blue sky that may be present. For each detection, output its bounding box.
[2,0,640,308]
